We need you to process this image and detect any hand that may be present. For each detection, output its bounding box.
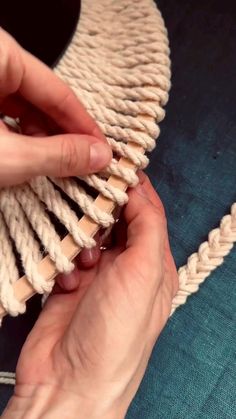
[0,28,111,188]
[3,174,178,419]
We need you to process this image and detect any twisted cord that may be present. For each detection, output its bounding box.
[14,184,74,274]
[80,175,128,205]
[0,372,15,386]
[106,138,149,169]
[171,203,236,316]
[105,159,139,186]
[51,177,114,228]
[74,93,162,136]
[30,177,95,248]
[0,212,25,316]
[0,189,53,294]
[98,123,157,151]
[75,87,166,119]
[66,78,169,106]
[63,50,170,74]
[60,50,171,81]
[74,36,170,57]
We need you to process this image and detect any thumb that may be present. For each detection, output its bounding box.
[0,132,112,187]
[120,176,166,279]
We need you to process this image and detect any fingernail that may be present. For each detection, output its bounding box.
[79,247,100,267]
[58,268,80,291]
[90,143,112,171]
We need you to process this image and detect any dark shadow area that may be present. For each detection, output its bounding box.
[0,0,81,67]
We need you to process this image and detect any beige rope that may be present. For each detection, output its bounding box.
[51,177,114,228]
[105,159,139,186]
[30,177,95,248]
[0,189,51,294]
[14,184,74,274]
[0,212,25,316]
[0,372,15,386]
[106,138,149,169]
[80,174,129,205]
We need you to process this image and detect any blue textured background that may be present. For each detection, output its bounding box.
[0,0,236,417]
[127,0,236,417]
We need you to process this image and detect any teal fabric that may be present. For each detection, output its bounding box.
[0,0,236,417]
[127,0,236,417]
[127,262,236,418]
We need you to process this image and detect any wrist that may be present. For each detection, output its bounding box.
[2,384,126,419]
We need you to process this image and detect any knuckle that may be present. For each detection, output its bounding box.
[166,250,179,298]
[0,31,22,95]
[153,197,166,220]
[59,135,80,176]
[171,266,179,297]
[139,171,149,184]
[58,90,74,112]
[55,90,75,117]
[173,272,179,297]
[159,199,166,217]
[0,41,10,86]
[44,89,75,121]
[147,202,167,228]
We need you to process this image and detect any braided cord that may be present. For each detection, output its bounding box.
[171,203,236,315]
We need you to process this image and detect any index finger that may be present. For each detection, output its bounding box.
[0,29,104,140]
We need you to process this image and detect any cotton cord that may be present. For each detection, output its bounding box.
[0,212,25,316]
[51,177,115,227]
[0,372,16,386]
[14,184,74,275]
[30,177,96,249]
[171,203,236,315]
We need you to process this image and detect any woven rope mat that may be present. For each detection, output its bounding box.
[0,0,235,327]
